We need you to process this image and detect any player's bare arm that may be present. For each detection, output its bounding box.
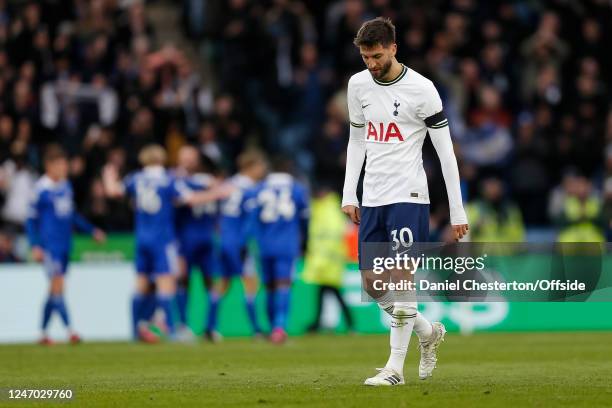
[102,164,125,198]
[184,182,236,207]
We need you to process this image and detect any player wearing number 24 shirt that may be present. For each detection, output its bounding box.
[245,160,309,344]
[341,18,469,386]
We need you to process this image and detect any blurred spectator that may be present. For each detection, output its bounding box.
[520,11,568,104]
[327,0,372,78]
[211,94,246,170]
[214,0,269,94]
[264,0,310,91]
[83,126,115,179]
[457,85,513,171]
[314,114,347,192]
[0,230,21,262]
[510,112,549,225]
[197,122,222,166]
[466,178,525,242]
[0,141,37,230]
[124,107,156,169]
[40,79,119,155]
[0,115,13,163]
[549,171,578,224]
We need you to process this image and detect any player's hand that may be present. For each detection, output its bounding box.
[31,246,44,263]
[452,224,469,241]
[342,205,361,225]
[92,229,107,244]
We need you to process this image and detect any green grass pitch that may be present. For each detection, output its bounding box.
[1,332,611,407]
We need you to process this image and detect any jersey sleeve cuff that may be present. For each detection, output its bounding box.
[341,196,360,208]
[449,206,468,225]
[350,121,365,128]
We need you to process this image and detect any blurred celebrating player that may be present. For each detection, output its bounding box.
[104,144,228,342]
[246,158,309,344]
[27,144,106,345]
[206,150,268,341]
[341,18,469,385]
[174,145,218,340]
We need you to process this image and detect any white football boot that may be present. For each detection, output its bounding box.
[175,325,196,343]
[418,322,446,380]
[364,367,404,386]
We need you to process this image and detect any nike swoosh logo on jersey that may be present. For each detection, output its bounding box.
[361,104,371,109]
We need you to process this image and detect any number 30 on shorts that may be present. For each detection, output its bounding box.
[390,227,413,251]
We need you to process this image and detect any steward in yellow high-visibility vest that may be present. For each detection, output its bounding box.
[557,195,604,243]
[303,192,347,287]
[303,189,354,332]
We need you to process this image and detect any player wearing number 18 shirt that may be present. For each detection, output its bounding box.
[341,18,469,386]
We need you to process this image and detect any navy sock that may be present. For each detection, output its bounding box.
[176,287,188,326]
[42,297,54,331]
[131,294,145,338]
[142,294,156,321]
[52,295,70,328]
[206,291,220,332]
[156,294,176,336]
[273,287,291,330]
[245,294,260,334]
[266,291,275,330]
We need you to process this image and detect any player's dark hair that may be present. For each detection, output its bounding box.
[353,17,396,48]
[181,143,218,174]
[270,156,294,174]
[43,143,67,163]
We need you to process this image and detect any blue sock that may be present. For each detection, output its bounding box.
[176,287,188,326]
[42,297,54,331]
[51,295,70,328]
[266,291,275,330]
[131,294,146,338]
[206,291,220,333]
[156,294,176,336]
[273,287,291,330]
[245,294,260,334]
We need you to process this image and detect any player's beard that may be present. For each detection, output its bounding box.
[370,59,393,80]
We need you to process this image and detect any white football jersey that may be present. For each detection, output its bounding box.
[347,65,448,207]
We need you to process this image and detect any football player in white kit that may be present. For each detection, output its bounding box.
[341,17,469,386]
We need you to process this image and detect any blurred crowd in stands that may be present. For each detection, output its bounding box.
[0,0,611,262]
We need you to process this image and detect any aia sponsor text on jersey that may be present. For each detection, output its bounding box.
[366,121,404,143]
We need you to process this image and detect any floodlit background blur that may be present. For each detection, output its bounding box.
[0,0,610,342]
